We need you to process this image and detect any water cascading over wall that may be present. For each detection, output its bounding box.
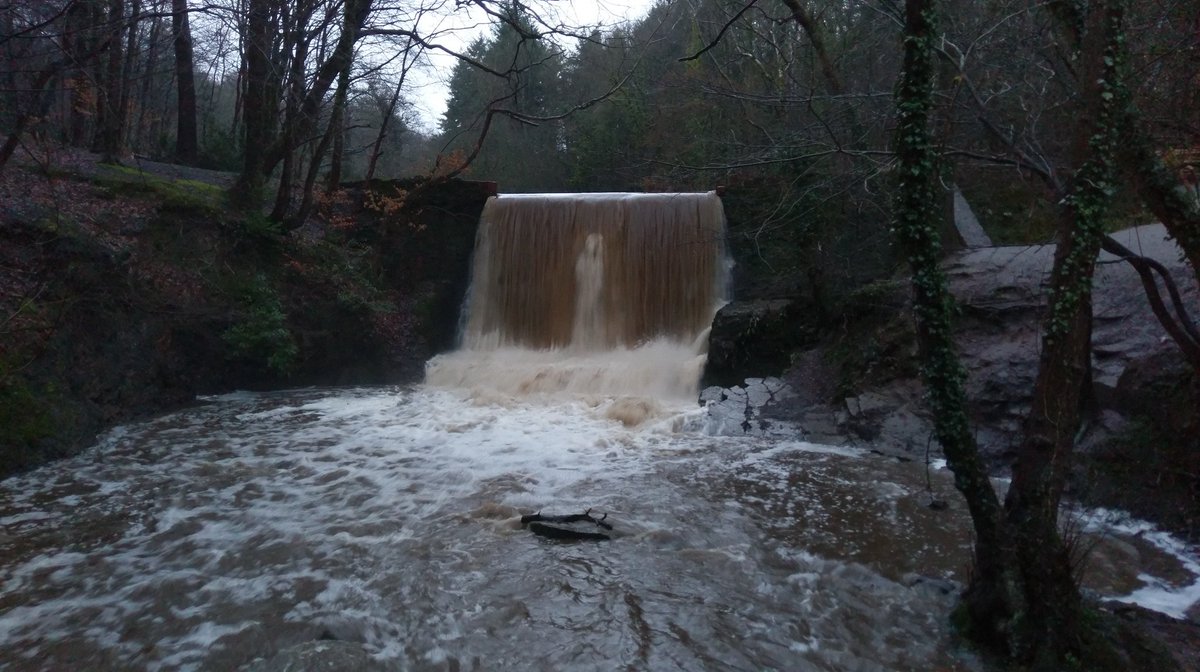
[425,192,729,402]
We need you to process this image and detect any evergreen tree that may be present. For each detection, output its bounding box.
[438,6,567,191]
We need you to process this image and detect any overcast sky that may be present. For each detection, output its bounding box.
[406,0,658,132]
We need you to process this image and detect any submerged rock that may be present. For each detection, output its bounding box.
[697,377,796,436]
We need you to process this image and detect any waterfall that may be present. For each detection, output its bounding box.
[426,192,729,405]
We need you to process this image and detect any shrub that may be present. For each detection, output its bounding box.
[222,273,297,374]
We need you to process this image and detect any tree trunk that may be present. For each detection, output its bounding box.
[779,0,842,95]
[325,61,352,191]
[134,16,162,151]
[118,0,141,154]
[290,60,351,226]
[172,0,198,164]
[327,104,346,190]
[998,2,1128,667]
[893,1,1144,668]
[0,65,63,173]
[231,0,275,207]
[94,0,127,162]
[267,1,315,222]
[259,0,371,180]
[66,0,102,148]
[891,0,1016,644]
[1,9,17,129]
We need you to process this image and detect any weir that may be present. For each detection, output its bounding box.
[425,192,729,401]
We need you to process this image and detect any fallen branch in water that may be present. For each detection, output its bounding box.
[521,508,614,541]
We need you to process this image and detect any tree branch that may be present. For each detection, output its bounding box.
[679,0,759,63]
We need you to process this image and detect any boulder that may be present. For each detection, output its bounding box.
[1114,347,1199,440]
[942,223,1199,461]
[702,300,814,389]
[765,224,1198,464]
[841,382,937,459]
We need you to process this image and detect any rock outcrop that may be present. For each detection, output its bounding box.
[704,224,1199,469]
[703,300,814,389]
[945,224,1198,461]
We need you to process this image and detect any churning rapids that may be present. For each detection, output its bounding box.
[1,388,1198,671]
[2,192,1199,670]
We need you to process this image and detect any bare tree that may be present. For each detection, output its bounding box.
[171,0,198,162]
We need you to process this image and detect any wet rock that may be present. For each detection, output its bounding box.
[1075,410,1132,456]
[903,573,962,598]
[703,300,815,388]
[942,223,1199,462]
[777,224,1198,468]
[844,391,895,418]
[697,377,796,436]
[839,382,936,459]
[247,640,385,672]
[1115,348,1199,440]
[796,410,844,445]
[1107,604,1200,671]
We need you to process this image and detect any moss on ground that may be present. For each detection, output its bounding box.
[94,164,225,216]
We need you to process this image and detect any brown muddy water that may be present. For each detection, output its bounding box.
[1,386,1197,671]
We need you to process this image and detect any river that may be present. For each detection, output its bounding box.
[2,385,1197,671]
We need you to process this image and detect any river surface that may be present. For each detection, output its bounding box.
[1,386,1197,671]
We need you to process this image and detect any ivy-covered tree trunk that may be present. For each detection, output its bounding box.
[1048,1,1200,292]
[890,0,1016,642]
[893,1,1149,669]
[1069,12,1200,377]
[1000,3,1128,667]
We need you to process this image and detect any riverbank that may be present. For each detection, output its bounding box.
[0,151,488,476]
[706,223,1199,543]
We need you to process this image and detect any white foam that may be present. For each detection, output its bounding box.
[426,340,709,404]
[1,388,1196,670]
[1078,508,1200,619]
[0,510,55,525]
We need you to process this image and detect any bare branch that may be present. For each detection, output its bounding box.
[679,0,759,63]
